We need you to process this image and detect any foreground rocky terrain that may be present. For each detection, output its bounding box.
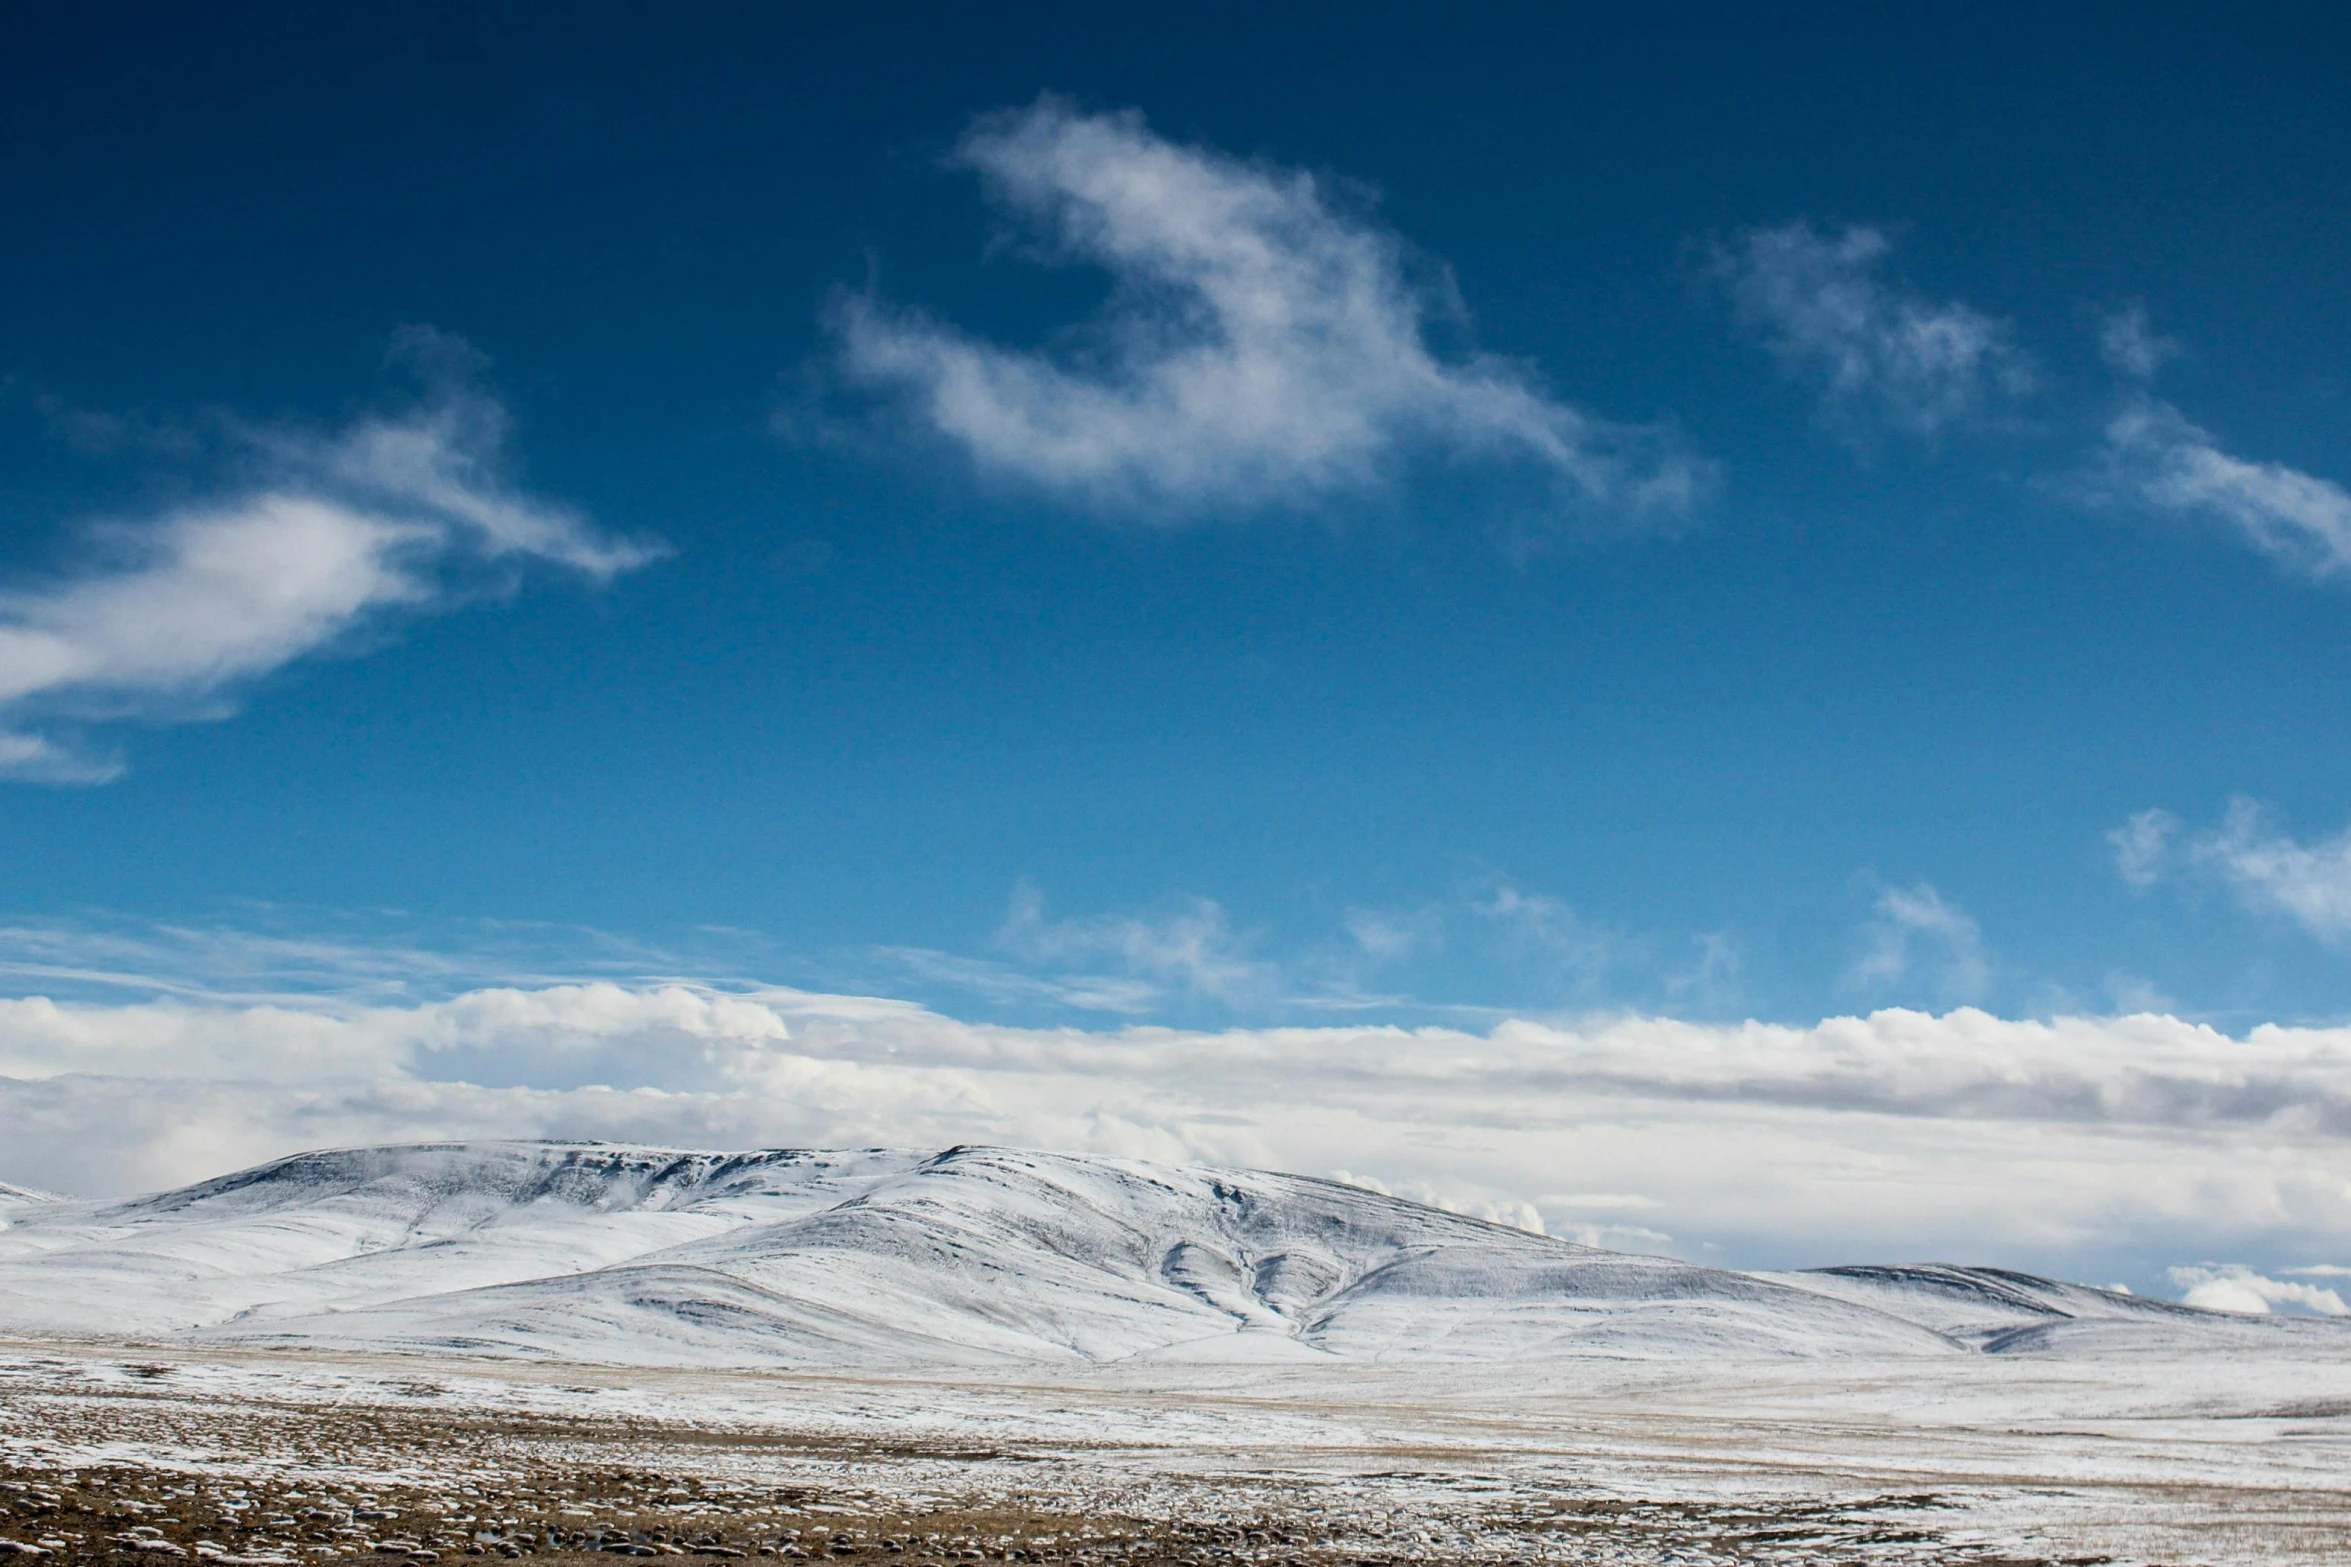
[2,1342,2348,1567]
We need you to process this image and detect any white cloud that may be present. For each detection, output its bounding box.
[1538,1192,1672,1252]
[6,981,2351,1280]
[2100,394,2351,580]
[1714,222,2034,440]
[284,362,653,580]
[1845,881,1990,1003]
[831,98,1708,519]
[1549,1219,1677,1253]
[1329,1172,1543,1236]
[1539,1191,1663,1212]
[0,338,657,780]
[2168,1263,2349,1317]
[0,499,435,782]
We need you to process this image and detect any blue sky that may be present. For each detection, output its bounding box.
[3,4,2351,1296]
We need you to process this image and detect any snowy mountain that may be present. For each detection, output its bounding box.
[0,1141,2336,1366]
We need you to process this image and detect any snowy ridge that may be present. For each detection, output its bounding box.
[1756,1262,2351,1353]
[0,1140,2337,1366]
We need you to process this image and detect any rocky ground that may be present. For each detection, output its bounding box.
[2,1345,2345,1567]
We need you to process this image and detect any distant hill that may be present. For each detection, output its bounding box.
[0,1141,2337,1366]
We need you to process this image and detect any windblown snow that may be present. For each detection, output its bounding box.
[0,1140,2337,1366]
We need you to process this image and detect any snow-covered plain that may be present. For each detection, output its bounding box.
[0,1139,2340,1366]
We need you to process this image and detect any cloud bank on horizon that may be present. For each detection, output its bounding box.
[1,973,2346,1307]
[0,332,657,782]
[831,99,1710,519]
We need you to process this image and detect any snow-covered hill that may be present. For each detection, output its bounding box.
[0,1141,2335,1366]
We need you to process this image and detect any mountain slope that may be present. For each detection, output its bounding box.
[0,1141,2334,1366]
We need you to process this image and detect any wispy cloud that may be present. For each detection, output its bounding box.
[0,331,659,781]
[993,882,1273,1005]
[2099,395,2351,581]
[2086,303,2351,579]
[1845,881,1990,1003]
[2098,303,2181,381]
[872,945,1161,1015]
[2109,807,2181,890]
[883,879,1747,1021]
[1474,884,1636,997]
[0,907,713,1008]
[2108,797,2351,945]
[1341,906,1446,966]
[1665,931,1745,1010]
[830,98,1709,520]
[2197,799,2351,943]
[1714,222,2034,441]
